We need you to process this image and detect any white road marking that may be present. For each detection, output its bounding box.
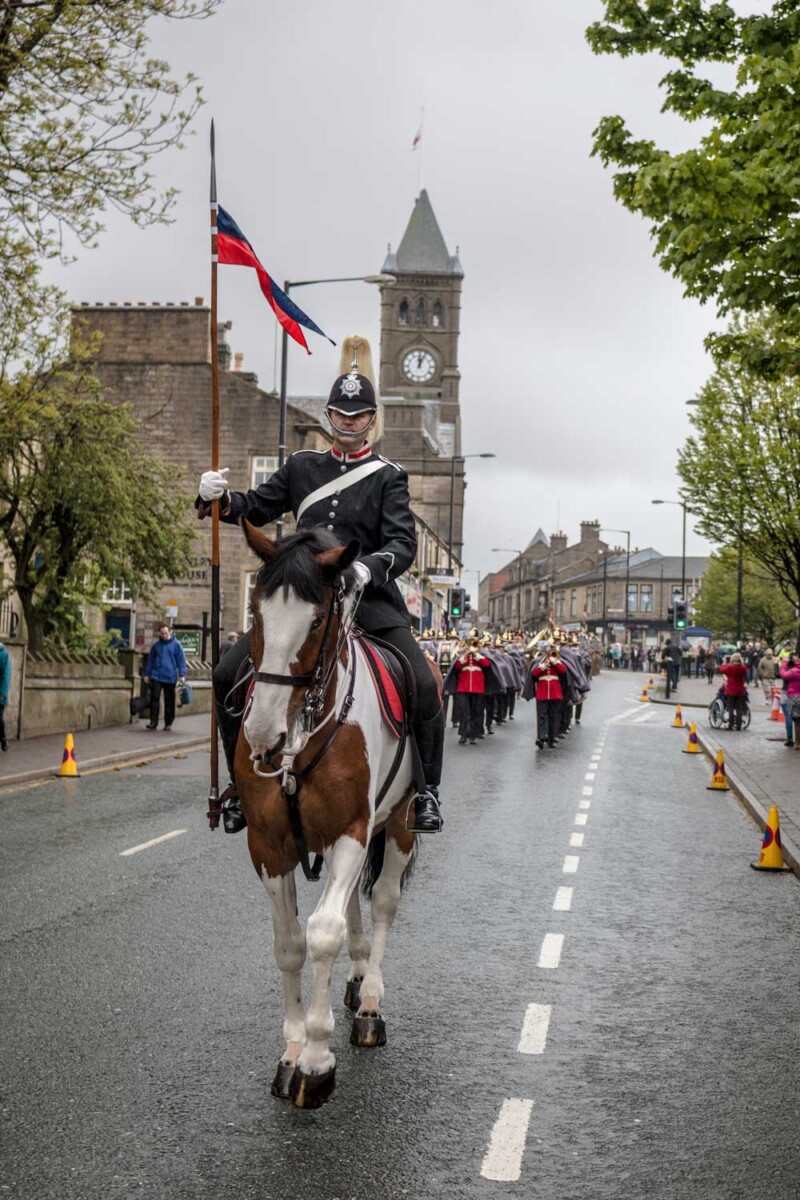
[584,773,596,781]
[570,832,584,848]
[582,786,593,796]
[575,813,588,826]
[553,886,573,911]
[633,711,655,723]
[119,829,187,857]
[590,756,601,764]
[579,799,591,810]
[481,1098,534,1182]
[562,855,580,874]
[611,706,644,724]
[518,1004,552,1055]
[538,932,564,968]
[593,746,603,753]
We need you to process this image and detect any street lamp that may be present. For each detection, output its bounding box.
[277,272,396,537]
[449,453,496,568]
[491,547,524,630]
[600,527,631,645]
[651,499,687,612]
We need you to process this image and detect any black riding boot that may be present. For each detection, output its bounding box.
[213,658,248,835]
[409,708,445,833]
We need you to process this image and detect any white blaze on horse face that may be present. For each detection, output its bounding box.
[244,590,317,757]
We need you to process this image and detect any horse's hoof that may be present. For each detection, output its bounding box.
[350,1014,387,1048]
[344,978,362,1011]
[270,1060,296,1100]
[289,1065,336,1110]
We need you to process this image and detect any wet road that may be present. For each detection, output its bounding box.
[2,673,799,1199]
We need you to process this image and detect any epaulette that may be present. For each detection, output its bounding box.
[376,454,403,472]
[290,448,328,457]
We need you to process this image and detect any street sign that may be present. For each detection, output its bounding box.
[174,629,201,656]
[428,573,457,587]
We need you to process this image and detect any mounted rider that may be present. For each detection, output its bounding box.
[197,335,444,836]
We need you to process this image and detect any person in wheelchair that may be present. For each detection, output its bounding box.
[196,336,444,836]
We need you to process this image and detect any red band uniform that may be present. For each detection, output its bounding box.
[532,653,568,747]
[454,647,490,744]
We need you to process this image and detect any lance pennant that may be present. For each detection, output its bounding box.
[215,205,334,354]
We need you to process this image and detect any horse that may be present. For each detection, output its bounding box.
[235,521,430,1110]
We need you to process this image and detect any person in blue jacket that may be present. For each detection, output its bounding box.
[0,640,11,751]
[143,624,187,732]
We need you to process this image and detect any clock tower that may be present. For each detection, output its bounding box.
[377,190,465,563]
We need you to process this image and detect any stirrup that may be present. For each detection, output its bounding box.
[405,789,443,833]
[220,783,247,834]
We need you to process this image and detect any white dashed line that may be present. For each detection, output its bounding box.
[119,829,187,857]
[570,832,584,848]
[575,813,588,826]
[582,785,593,796]
[633,711,655,723]
[538,932,564,968]
[553,886,573,911]
[481,1098,534,1182]
[584,773,596,782]
[562,855,580,874]
[518,1003,552,1054]
[579,799,591,810]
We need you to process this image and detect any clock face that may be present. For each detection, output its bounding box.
[402,348,436,384]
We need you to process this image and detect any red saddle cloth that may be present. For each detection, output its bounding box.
[356,638,406,739]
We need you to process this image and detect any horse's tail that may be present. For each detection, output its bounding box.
[360,831,419,899]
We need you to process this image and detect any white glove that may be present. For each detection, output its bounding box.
[352,561,371,588]
[199,468,230,501]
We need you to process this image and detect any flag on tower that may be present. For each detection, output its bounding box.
[411,109,424,151]
[214,205,334,354]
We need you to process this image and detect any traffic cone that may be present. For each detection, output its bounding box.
[706,748,731,790]
[750,806,789,872]
[671,704,685,728]
[682,723,700,753]
[648,676,654,688]
[640,685,649,703]
[55,732,80,777]
[768,689,782,722]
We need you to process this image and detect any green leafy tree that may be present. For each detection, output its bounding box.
[677,327,800,645]
[693,548,796,645]
[0,319,196,652]
[587,1,800,376]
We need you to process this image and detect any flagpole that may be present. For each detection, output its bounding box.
[207,119,222,831]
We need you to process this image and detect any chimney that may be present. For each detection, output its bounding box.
[550,531,568,554]
[580,520,601,543]
[234,352,244,372]
[217,320,232,371]
[194,296,204,307]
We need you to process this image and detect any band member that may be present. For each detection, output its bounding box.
[532,645,568,748]
[197,336,443,834]
[453,639,491,744]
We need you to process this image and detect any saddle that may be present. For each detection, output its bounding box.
[355,634,415,739]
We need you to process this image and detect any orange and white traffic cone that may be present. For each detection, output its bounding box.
[56,732,80,777]
[706,748,731,791]
[640,685,649,703]
[769,688,783,722]
[671,704,685,728]
[682,722,700,754]
[648,676,654,688]
[750,805,789,872]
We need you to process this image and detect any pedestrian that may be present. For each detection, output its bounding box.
[143,624,187,732]
[453,640,490,745]
[720,652,748,732]
[778,653,800,749]
[757,648,778,704]
[704,644,718,685]
[532,645,568,748]
[219,631,239,658]
[0,639,11,752]
[661,637,681,692]
[697,644,707,678]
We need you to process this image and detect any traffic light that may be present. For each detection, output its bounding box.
[667,603,675,625]
[449,587,465,618]
[674,599,688,630]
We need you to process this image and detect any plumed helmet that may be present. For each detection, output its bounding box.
[328,334,378,414]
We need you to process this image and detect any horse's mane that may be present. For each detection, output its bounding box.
[256,528,355,604]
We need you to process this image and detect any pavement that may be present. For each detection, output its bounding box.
[641,671,800,873]
[0,712,213,790]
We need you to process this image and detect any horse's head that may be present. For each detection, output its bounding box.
[241,522,361,763]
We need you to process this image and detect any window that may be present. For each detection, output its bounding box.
[399,299,409,326]
[416,299,426,325]
[252,455,279,488]
[555,593,565,619]
[243,571,257,630]
[103,579,132,604]
[432,301,444,327]
[627,584,638,613]
[525,587,532,614]
[640,584,653,613]
[570,589,577,617]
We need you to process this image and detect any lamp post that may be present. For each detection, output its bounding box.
[276,272,395,536]
[651,498,687,606]
[491,547,524,630]
[600,527,631,646]
[448,453,496,569]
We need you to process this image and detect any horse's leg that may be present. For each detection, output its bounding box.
[260,867,307,1099]
[351,821,416,1048]
[290,835,367,1110]
[343,886,370,1012]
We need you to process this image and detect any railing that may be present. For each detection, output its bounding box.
[0,601,19,640]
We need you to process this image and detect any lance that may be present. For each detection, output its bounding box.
[207,119,222,831]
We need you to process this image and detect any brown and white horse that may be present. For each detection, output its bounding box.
[236,522,423,1110]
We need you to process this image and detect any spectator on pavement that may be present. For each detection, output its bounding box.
[661,637,681,691]
[143,624,187,733]
[704,645,718,685]
[0,640,11,752]
[697,645,707,678]
[720,652,749,732]
[219,631,239,659]
[778,653,800,750]
[757,648,778,704]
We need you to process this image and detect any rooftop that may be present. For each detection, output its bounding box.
[383,190,463,277]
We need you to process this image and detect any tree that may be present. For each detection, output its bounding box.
[677,323,800,646]
[0,0,221,266]
[693,548,796,646]
[587,1,800,377]
[0,320,196,652]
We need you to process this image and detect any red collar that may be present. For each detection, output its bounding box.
[331,444,372,463]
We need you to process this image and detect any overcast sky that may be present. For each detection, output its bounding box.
[44,0,772,581]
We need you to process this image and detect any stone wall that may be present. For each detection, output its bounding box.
[2,640,26,740]
[23,652,130,738]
